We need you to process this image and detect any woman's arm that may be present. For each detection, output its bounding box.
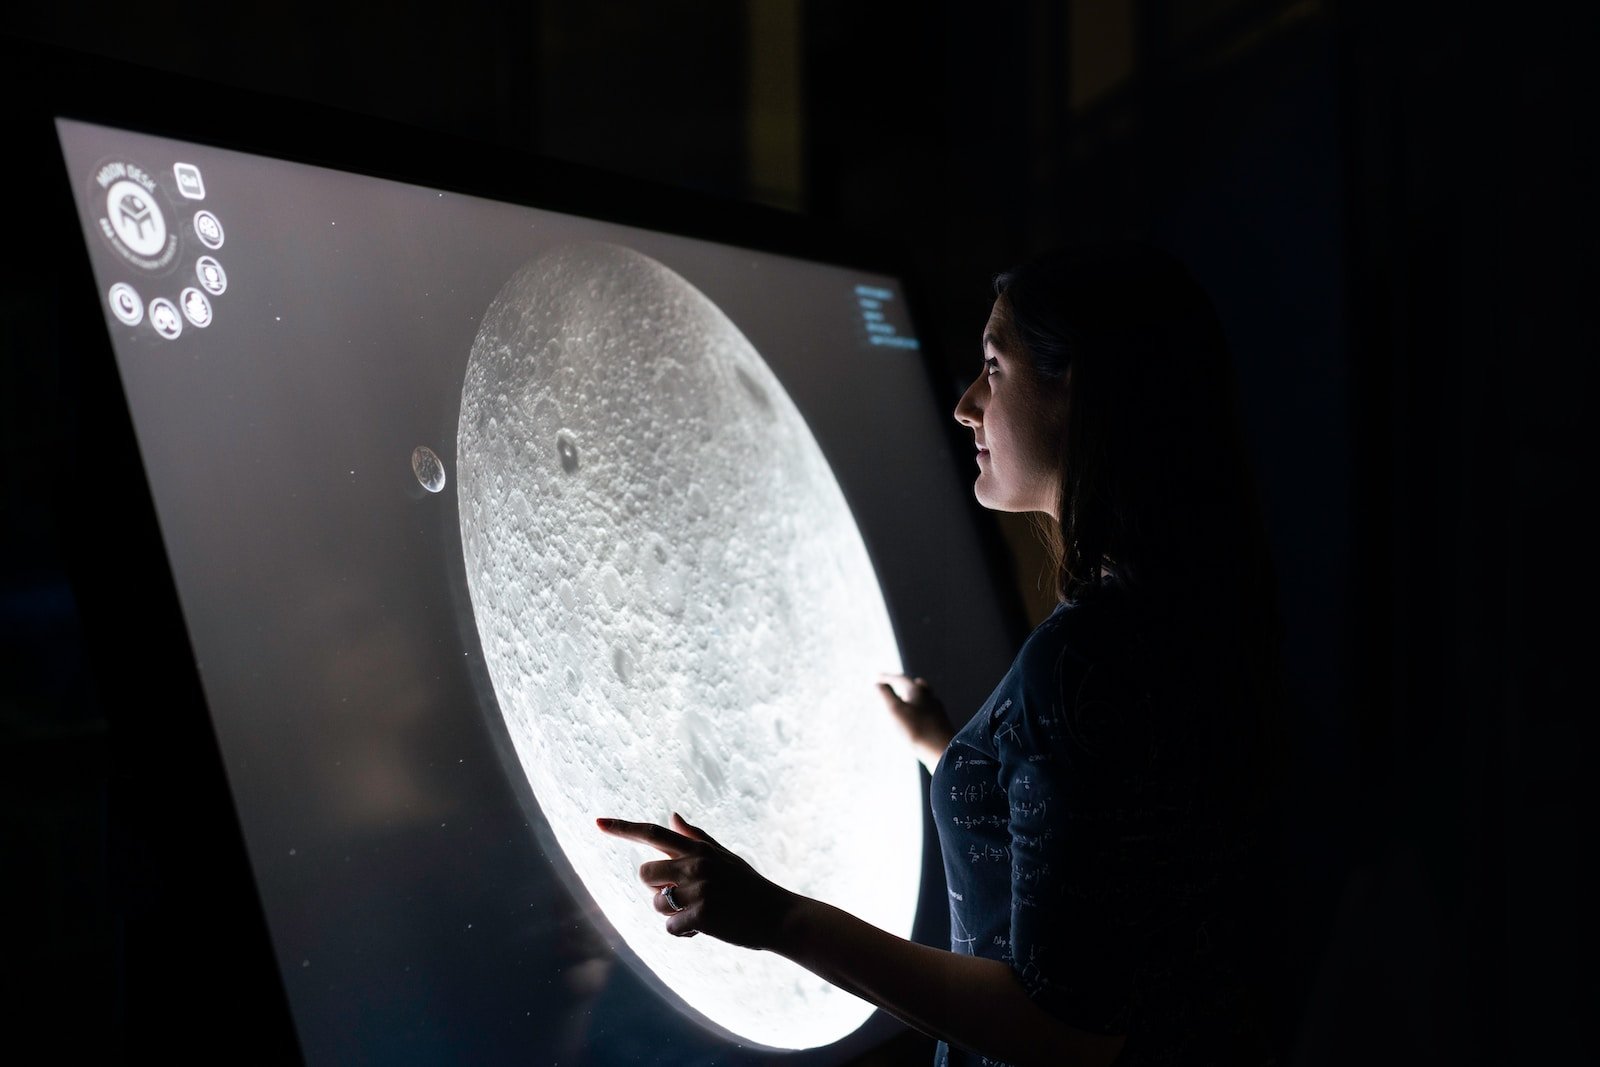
[596,815,1126,1067]
[777,892,1126,1067]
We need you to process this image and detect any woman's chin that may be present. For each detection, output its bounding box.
[974,486,1049,518]
[973,484,1012,513]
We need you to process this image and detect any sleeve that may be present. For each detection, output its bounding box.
[992,639,1167,1036]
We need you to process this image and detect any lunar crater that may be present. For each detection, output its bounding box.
[555,433,580,472]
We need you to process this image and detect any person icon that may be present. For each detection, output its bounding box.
[196,255,227,295]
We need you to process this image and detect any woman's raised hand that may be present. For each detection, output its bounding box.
[876,673,955,773]
[595,813,798,949]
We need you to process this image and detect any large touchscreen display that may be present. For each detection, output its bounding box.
[56,117,1014,1065]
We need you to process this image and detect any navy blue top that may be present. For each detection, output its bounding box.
[928,586,1272,1066]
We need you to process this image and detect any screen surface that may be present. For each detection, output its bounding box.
[56,116,1017,1064]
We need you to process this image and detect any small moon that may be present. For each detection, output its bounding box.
[411,445,446,493]
[457,242,920,1050]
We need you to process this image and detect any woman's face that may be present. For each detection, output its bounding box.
[953,297,1068,520]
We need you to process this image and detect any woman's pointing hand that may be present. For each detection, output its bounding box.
[596,812,799,950]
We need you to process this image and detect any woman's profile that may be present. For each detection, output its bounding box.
[599,240,1282,1066]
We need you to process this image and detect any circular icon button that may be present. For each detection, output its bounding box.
[149,297,183,340]
[180,287,213,328]
[193,210,224,249]
[106,179,167,258]
[108,282,144,326]
[195,255,227,295]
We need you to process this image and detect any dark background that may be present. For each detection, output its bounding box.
[3,1,1591,1063]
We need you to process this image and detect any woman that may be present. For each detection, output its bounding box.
[599,240,1281,1066]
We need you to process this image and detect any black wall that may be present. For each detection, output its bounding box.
[4,2,1590,1063]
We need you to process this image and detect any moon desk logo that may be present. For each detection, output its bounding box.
[92,158,178,272]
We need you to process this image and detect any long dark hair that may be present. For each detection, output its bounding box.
[998,243,1288,1048]
[996,240,1285,770]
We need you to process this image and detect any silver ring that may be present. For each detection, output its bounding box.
[661,885,684,913]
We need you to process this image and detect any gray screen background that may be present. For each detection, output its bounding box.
[57,117,1017,1065]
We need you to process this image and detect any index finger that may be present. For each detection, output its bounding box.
[595,818,694,858]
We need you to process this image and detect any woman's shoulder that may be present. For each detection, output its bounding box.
[1010,582,1223,752]
[1013,584,1143,685]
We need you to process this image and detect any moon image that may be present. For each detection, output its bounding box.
[411,445,447,493]
[457,242,923,1050]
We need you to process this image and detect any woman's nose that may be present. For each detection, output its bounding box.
[953,376,982,427]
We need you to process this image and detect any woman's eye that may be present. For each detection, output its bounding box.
[983,357,999,376]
